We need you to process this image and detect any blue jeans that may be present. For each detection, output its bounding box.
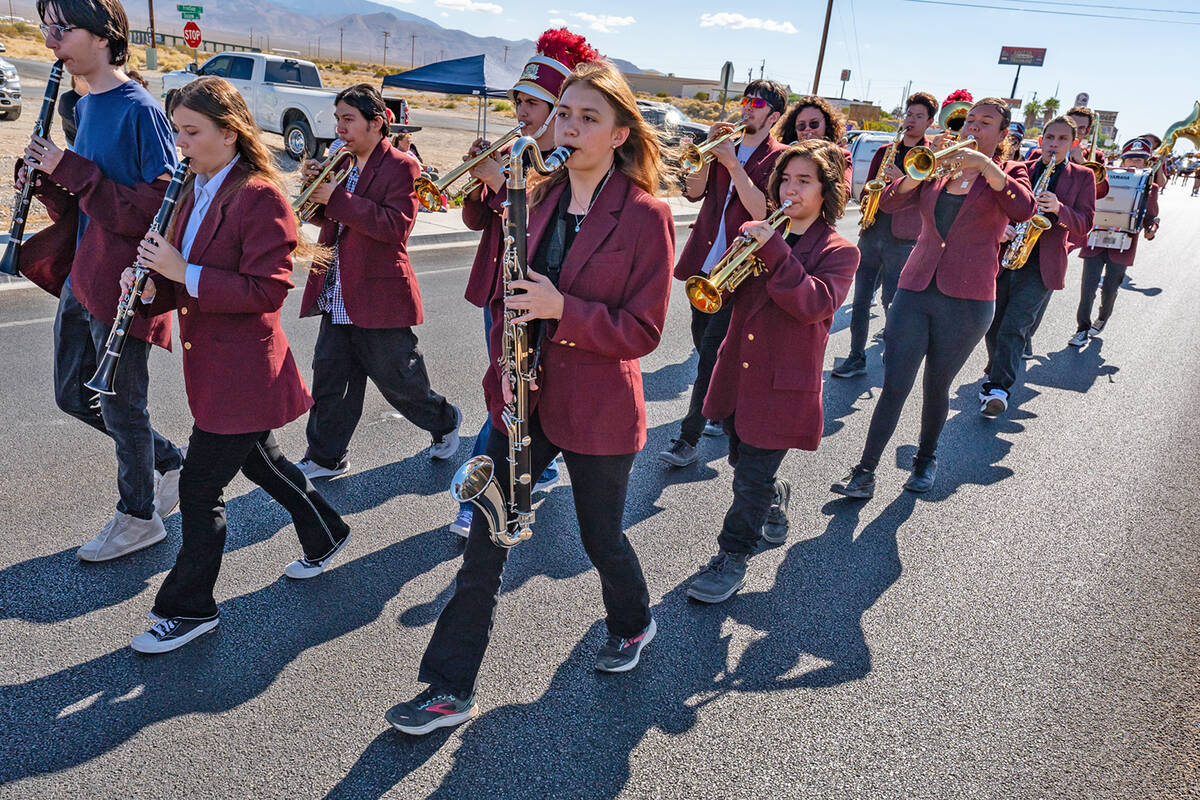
[459,304,557,515]
[53,280,182,519]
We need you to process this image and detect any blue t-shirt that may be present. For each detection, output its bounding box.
[73,79,177,237]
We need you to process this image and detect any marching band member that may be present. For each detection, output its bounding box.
[21,0,183,562]
[831,98,1035,499]
[686,140,859,603]
[1069,138,1160,347]
[294,84,461,479]
[451,27,599,536]
[658,79,788,468]
[832,91,937,378]
[387,61,674,735]
[775,95,853,195]
[979,115,1095,417]
[127,77,349,654]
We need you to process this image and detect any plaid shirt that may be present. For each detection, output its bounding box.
[316,160,360,325]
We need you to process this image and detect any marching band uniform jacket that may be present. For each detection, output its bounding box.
[299,137,424,329]
[142,162,312,435]
[461,144,517,308]
[879,159,1035,301]
[702,219,859,452]
[1021,157,1096,290]
[860,136,929,241]
[481,170,675,456]
[18,150,174,348]
[674,136,788,281]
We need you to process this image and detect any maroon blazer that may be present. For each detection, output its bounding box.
[19,150,174,348]
[144,164,312,435]
[1078,182,1159,267]
[674,136,788,281]
[462,178,507,308]
[860,136,929,241]
[702,220,859,451]
[880,160,1035,301]
[1019,158,1095,290]
[299,138,423,328]
[482,170,675,456]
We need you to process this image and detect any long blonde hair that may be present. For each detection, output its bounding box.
[530,60,671,204]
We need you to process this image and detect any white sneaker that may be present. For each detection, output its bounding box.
[295,458,349,479]
[702,420,725,437]
[449,508,473,538]
[284,530,352,579]
[1068,330,1089,348]
[131,616,220,654]
[429,405,462,461]
[77,511,167,562]
[978,388,1008,418]
[155,466,182,517]
[1087,318,1106,337]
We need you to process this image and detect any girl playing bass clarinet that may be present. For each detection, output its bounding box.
[126,77,349,654]
[387,60,674,735]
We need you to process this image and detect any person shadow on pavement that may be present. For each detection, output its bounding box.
[1022,340,1119,396]
[0,525,459,786]
[324,495,910,800]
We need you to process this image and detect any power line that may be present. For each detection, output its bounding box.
[900,0,1200,23]
[846,0,866,98]
[1008,0,1200,14]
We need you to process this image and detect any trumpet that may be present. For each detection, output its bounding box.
[904,136,978,182]
[414,124,523,211]
[293,148,356,223]
[685,201,792,313]
[860,127,905,229]
[679,122,748,173]
[455,152,510,202]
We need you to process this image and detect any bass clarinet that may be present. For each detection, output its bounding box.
[85,158,191,395]
[1,60,63,276]
[450,136,574,548]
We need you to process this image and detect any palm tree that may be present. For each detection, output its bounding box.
[1023,100,1042,130]
[1042,96,1060,124]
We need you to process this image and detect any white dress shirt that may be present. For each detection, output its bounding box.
[182,154,241,297]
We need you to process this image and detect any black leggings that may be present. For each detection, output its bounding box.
[859,284,994,470]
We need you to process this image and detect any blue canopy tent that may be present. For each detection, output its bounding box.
[382,54,521,136]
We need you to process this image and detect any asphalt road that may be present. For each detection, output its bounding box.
[0,192,1197,799]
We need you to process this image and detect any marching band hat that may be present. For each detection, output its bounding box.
[1121,138,1155,159]
[1008,121,1026,137]
[510,28,600,105]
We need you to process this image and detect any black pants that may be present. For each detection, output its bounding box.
[717,416,787,557]
[53,282,182,518]
[305,315,456,467]
[859,284,994,470]
[153,426,349,620]
[1076,253,1127,332]
[679,302,734,446]
[419,412,651,698]
[983,266,1053,393]
[847,231,915,358]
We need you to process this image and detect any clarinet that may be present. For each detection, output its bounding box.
[1,60,64,276]
[85,158,191,396]
[450,137,574,548]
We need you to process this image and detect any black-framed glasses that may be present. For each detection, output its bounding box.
[39,23,79,42]
[796,120,823,130]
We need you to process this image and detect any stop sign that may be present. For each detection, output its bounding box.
[183,21,201,49]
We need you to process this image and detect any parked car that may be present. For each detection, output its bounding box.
[162,52,337,159]
[0,56,21,121]
[636,100,708,146]
[848,131,894,200]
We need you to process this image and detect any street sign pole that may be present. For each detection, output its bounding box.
[1010,64,1022,100]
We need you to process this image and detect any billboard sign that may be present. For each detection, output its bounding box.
[999,47,1046,67]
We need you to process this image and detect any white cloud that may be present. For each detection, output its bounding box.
[549,17,567,26]
[572,11,635,33]
[547,7,561,13]
[435,0,503,13]
[698,12,797,34]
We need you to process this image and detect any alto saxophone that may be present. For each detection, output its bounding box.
[860,126,905,230]
[450,136,574,548]
[1001,154,1057,271]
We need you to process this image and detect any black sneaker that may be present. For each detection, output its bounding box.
[831,354,867,378]
[831,466,875,499]
[594,617,657,673]
[761,479,791,545]
[904,455,937,493]
[687,551,748,604]
[385,686,479,735]
[130,615,220,654]
[658,438,699,468]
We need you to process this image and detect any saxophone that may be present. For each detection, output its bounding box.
[450,136,574,548]
[1001,154,1056,271]
[859,126,905,229]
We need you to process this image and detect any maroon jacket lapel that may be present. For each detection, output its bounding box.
[556,170,627,295]
[179,160,251,263]
[525,179,567,268]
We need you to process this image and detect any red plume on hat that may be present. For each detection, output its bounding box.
[511,28,600,105]
[943,89,974,107]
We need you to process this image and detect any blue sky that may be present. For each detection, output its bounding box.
[380,0,1198,151]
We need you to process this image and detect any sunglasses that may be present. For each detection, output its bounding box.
[740,96,769,109]
[39,23,79,41]
[796,120,824,130]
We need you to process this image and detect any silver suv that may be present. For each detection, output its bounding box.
[0,56,21,121]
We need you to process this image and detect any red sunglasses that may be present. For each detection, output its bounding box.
[740,97,769,109]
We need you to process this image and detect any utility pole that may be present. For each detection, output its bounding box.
[316,35,320,60]
[503,44,509,63]
[147,0,158,70]
[382,30,390,69]
[339,27,343,64]
[812,0,834,95]
[410,34,417,68]
[759,59,764,79]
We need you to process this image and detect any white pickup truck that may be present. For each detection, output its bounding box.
[162,52,337,160]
